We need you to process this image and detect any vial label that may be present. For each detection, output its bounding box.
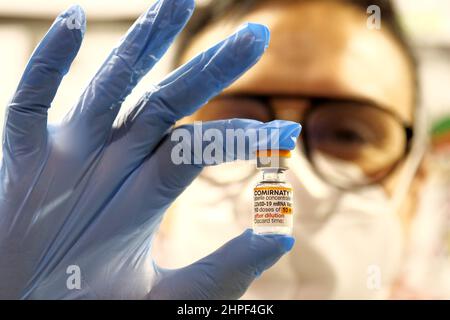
[253,186,293,232]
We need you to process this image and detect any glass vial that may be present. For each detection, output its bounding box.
[253,150,293,235]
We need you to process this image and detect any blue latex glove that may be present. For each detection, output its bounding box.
[0,0,301,299]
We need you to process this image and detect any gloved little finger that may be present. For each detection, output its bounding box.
[4,5,84,163]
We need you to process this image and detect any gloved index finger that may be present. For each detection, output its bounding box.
[121,119,301,229]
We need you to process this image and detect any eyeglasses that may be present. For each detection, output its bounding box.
[195,94,414,189]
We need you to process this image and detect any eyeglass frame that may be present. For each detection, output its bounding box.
[208,93,414,189]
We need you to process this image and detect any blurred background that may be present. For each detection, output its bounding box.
[0,0,449,298]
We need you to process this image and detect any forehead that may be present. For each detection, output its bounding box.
[181,0,414,123]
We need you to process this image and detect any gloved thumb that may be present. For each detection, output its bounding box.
[147,229,294,299]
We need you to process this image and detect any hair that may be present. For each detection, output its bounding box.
[174,0,418,107]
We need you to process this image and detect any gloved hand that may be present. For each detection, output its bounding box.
[0,0,301,299]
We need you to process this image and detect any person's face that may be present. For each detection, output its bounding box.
[180,0,419,225]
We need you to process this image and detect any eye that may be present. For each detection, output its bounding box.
[310,126,369,146]
[332,128,366,144]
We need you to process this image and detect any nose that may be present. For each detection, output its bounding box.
[270,98,310,122]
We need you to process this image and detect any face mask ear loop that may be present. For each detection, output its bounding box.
[391,106,430,213]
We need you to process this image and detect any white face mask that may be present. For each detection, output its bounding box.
[234,143,425,299]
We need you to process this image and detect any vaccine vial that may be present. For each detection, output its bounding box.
[253,150,293,235]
